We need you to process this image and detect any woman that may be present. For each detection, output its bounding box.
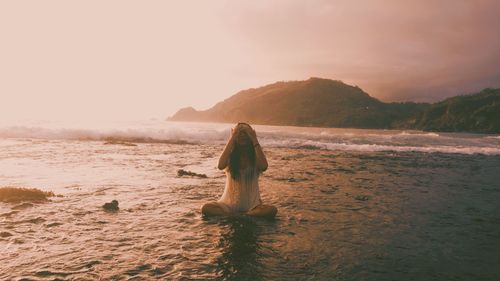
[201,123,277,218]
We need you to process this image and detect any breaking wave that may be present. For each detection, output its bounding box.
[0,125,227,144]
[0,121,499,155]
[268,139,500,155]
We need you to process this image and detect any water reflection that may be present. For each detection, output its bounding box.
[215,216,262,280]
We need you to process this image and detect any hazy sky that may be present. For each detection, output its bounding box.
[1,0,499,122]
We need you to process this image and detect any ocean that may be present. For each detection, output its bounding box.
[1,120,499,280]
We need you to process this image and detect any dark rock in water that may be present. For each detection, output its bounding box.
[103,140,137,146]
[177,169,208,178]
[102,200,119,212]
[355,195,371,201]
[297,144,322,150]
[0,231,13,237]
[0,186,55,203]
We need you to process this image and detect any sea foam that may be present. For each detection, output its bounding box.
[0,121,499,155]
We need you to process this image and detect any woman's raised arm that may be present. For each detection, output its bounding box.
[217,129,236,170]
[248,128,268,172]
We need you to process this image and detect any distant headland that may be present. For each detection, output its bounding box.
[168,77,500,134]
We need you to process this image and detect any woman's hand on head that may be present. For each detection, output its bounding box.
[246,127,258,144]
[230,126,239,139]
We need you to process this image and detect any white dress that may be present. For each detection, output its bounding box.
[217,166,262,213]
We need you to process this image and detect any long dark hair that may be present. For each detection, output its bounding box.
[228,142,256,180]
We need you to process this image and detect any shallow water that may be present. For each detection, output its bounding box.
[0,122,500,280]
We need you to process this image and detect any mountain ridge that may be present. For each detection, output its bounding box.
[168,77,500,133]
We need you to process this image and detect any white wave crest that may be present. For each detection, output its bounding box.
[1,122,498,155]
[0,125,229,144]
[264,139,500,155]
[398,131,440,137]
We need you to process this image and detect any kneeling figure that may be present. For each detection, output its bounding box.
[201,123,277,218]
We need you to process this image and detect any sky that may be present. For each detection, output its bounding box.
[1,0,499,122]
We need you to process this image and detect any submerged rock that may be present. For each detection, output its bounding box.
[0,187,55,203]
[102,200,119,212]
[355,195,371,201]
[103,140,137,147]
[177,169,208,178]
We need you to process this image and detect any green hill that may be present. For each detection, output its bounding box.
[168,78,500,133]
[414,88,500,133]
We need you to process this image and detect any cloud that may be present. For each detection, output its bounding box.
[220,0,500,101]
[1,0,499,121]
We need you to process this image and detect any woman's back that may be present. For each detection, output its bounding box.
[201,123,276,218]
[218,167,261,212]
